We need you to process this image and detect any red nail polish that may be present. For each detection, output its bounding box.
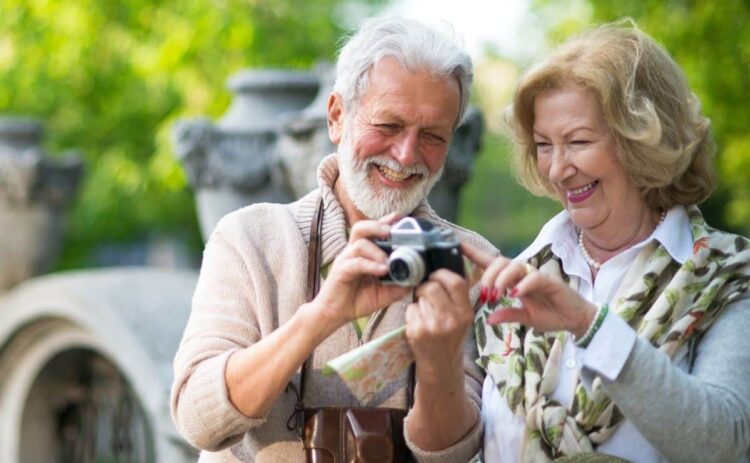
[490,288,500,303]
[510,287,519,298]
[479,287,488,303]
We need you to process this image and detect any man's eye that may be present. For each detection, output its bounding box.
[376,124,399,132]
[423,133,446,146]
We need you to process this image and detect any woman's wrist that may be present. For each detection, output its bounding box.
[571,303,598,339]
[574,303,609,348]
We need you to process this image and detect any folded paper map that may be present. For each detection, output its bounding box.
[323,325,413,403]
[323,258,483,402]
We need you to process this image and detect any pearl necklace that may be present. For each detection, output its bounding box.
[578,210,667,270]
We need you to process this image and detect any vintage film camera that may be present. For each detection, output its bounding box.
[374,217,464,287]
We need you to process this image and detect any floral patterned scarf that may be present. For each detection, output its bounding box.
[475,206,750,462]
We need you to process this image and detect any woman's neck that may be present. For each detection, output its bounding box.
[581,207,662,266]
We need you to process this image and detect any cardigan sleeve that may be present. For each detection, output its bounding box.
[170,219,265,451]
[584,298,750,463]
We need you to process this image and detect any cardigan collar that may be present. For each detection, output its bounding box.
[296,153,442,267]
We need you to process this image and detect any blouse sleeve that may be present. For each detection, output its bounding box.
[581,298,750,463]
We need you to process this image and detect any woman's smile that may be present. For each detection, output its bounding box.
[566,180,598,203]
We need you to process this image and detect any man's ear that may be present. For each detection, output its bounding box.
[327,92,345,145]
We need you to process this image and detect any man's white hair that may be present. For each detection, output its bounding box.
[333,16,473,127]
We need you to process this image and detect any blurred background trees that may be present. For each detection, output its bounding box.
[588,0,750,233]
[462,0,750,253]
[1,0,748,264]
[0,0,383,268]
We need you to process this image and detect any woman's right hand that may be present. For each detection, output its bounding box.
[462,243,596,338]
[310,214,411,329]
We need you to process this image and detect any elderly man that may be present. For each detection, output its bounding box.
[171,16,498,462]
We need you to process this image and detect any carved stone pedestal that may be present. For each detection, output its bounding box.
[0,117,82,291]
[173,70,318,240]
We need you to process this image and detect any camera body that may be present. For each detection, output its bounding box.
[374,217,464,287]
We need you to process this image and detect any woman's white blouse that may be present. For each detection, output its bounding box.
[482,206,695,463]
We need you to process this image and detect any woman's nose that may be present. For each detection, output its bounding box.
[547,147,575,182]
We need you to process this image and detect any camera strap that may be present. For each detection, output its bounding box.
[286,194,415,437]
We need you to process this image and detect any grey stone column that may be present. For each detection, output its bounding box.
[429,106,484,223]
[276,62,337,199]
[173,70,318,240]
[0,117,82,292]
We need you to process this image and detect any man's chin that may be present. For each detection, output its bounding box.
[338,152,438,219]
[352,186,426,219]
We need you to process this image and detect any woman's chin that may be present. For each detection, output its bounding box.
[568,208,602,231]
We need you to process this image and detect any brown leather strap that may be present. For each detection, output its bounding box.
[287,195,325,434]
[300,195,325,403]
[288,196,416,435]
[306,195,325,304]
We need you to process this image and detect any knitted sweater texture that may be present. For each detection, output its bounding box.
[171,154,499,462]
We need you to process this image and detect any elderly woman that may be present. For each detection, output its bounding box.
[464,23,750,462]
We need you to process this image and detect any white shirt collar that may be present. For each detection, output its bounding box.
[516,205,694,265]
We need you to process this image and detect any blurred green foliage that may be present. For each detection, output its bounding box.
[458,56,563,255]
[0,0,382,268]
[531,0,750,233]
[458,131,562,256]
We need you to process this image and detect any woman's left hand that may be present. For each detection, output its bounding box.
[462,243,597,338]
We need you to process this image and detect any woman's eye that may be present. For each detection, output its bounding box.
[535,141,551,149]
[570,140,590,146]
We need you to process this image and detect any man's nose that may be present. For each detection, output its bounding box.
[391,130,420,166]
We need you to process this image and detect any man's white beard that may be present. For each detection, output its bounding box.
[337,135,443,219]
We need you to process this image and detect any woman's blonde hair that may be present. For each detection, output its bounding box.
[508,19,716,209]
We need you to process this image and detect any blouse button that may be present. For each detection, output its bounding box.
[565,358,576,369]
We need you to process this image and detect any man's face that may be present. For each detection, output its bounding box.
[330,57,461,219]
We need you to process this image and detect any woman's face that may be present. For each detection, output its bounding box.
[533,84,647,233]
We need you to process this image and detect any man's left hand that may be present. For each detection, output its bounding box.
[405,269,473,382]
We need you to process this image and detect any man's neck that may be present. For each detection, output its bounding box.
[332,175,369,228]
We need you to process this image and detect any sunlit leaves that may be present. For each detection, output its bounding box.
[0,0,383,268]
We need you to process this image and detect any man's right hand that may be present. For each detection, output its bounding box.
[226,214,410,419]
[309,213,411,329]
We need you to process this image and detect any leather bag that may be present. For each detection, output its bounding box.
[287,196,414,463]
[303,407,409,463]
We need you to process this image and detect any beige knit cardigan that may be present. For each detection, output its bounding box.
[171,154,499,462]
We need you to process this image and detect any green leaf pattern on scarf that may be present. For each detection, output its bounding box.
[475,206,750,461]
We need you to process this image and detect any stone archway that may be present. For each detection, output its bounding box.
[0,319,153,463]
[0,269,200,463]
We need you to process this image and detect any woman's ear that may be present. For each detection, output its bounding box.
[327,92,345,145]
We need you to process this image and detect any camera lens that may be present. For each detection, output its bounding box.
[388,247,425,287]
[390,259,410,282]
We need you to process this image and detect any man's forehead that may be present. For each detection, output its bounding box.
[355,58,461,127]
[366,57,459,91]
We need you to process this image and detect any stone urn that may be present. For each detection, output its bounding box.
[0,117,83,292]
[173,69,318,240]
[276,62,337,199]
